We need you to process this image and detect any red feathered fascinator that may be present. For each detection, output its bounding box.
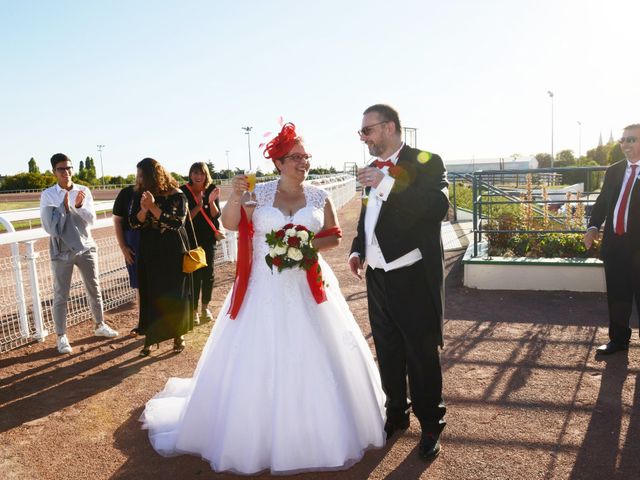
[262,122,298,161]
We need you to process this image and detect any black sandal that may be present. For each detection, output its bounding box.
[139,342,158,357]
[173,337,186,353]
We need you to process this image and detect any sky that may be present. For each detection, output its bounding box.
[1,0,639,177]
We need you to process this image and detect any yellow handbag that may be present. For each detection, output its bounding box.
[183,245,207,273]
[182,214,208,273]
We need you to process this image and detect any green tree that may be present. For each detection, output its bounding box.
[78,160,86,181]
[216,169,234,179]
[28,157,40,173]
[0,172,56,191]
[206,161,215,178]
[171,172,186,183]
[535,153,552,168]
[555,150,577,167]
[607,142,625,165]
[585,145,608,166]
[83,156,97,183]
[109,175,125,185]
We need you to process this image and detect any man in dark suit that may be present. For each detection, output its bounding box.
[584,123,640,355]
[348,104,449,460]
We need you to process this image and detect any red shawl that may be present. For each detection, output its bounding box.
[227,218,342,319]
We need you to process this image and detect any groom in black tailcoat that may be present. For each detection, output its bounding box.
[584,123,640,355]
[348,104,449,460]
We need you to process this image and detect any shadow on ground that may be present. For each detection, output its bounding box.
[0,336,170,432]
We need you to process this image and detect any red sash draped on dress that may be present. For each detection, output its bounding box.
[306,226,342,304]
[227,218,342,319]
[228,208,254,319]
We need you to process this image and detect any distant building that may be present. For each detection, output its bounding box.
[445,156,538,174]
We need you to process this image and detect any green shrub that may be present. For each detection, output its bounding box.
[449,182,473,210]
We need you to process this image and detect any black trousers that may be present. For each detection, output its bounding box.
[603,238,640,345]
[192,242,216,310]
[366,261,446,434]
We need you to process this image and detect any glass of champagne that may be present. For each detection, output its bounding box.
[357,163,371,206]
[242,171,257,207]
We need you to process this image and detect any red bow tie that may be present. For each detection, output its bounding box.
[372,159,394,169]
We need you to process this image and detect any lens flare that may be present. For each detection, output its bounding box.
[417,151,432,164]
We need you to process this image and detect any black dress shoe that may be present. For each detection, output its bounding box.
[418,432,441,460]
[384,416,410,438]
[596,341,629,355]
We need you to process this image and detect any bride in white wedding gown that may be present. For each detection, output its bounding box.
[140,123,386,475]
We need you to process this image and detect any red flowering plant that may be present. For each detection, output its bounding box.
[265,223,318,272]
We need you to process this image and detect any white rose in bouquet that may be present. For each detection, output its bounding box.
[274,244,287,256]
[285,228,297,237]
[297,230,309,242]
[287,247,303,261]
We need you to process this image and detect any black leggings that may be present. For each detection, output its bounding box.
[193,242,215,309]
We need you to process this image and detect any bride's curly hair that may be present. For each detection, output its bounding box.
[135,157,179,195]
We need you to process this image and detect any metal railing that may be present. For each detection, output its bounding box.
[0,174,344,194]
[0,175,355,353]
[457,166,608,257]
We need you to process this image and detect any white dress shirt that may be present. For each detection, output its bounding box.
[356,143,423,271]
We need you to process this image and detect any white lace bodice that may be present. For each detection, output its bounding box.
[252,180,329,261]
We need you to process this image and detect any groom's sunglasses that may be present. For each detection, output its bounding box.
[358,121,388,137]
[619,136,638,144]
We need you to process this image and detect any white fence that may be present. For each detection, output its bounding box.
[0,176,355,353]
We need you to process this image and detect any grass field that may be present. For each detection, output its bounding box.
[0,201,39,211]
[0,208,112,233]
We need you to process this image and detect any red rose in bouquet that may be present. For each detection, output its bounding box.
[265,224,317,273]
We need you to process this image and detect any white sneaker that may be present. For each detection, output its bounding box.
[57,335,73,354]
[95,323,119,338]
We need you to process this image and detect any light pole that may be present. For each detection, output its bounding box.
[547,91,554,168]
[577,121,582,158]
[225,150,231,179]
[96,144,106,187]
[241,126,253,171]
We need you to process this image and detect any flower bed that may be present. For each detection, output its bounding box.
[462,241,605,292]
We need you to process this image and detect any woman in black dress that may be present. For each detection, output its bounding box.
[129,157,194,356]
[180,162,222,325]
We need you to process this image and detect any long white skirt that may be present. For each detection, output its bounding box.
[140,258,386,475]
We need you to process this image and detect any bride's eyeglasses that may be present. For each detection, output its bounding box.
[282,153,312,162]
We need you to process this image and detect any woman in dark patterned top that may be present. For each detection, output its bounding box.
[180,162,222,325]
[129,158,194,356]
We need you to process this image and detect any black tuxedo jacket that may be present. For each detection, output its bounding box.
[350,145,450,345]
[589,160,640,260]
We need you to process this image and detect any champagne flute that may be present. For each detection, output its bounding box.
[242,171,257,207]
[356,163,371,206]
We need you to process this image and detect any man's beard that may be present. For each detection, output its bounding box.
[367,142,384,157]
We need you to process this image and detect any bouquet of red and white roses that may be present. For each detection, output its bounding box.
[265,223,318,272]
